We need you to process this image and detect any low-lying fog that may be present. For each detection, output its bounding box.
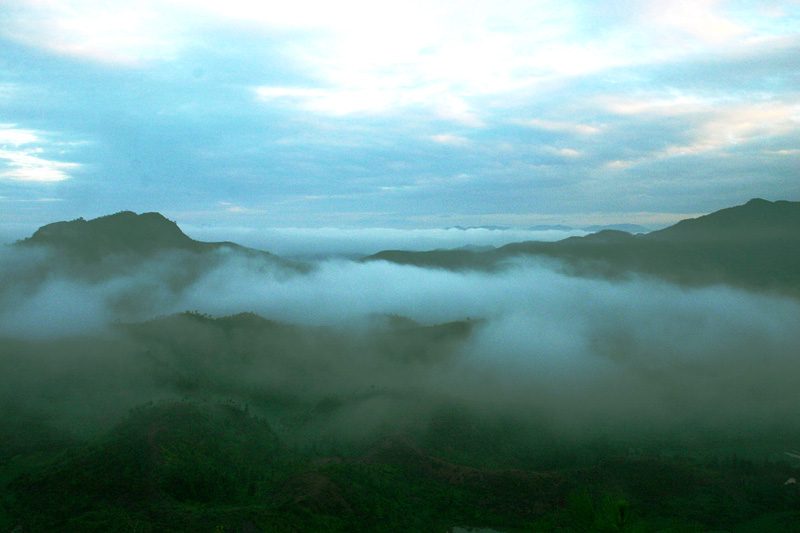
[2,243,799,447]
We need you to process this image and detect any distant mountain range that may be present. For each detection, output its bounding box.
[9,199,800,295]
[365,199,800,295]
[448,223,652,233]
[580,223,652,234]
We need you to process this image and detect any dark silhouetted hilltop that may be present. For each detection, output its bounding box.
[12,211,309,282]
[18,211,250,259]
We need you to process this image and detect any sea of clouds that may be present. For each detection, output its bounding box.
[2,243,799,438]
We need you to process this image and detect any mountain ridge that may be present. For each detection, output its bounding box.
[449,223,652,233]
[364,198,800,294]
[10,199,800,293]
[646,198,800,242]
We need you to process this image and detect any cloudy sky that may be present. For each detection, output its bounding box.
[1,0,799,242]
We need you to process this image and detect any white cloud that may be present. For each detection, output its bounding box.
[765,148,800,155]
[0,125,40,146]
[5,230,800,439]
[176,257,800,431]
[0,126,81,183]
[640,0,749,44]
[255,86,419,116]
[0,0,184,65]
[551,147,582,158]
[604,95,800,167]
[515,118,603,135]
[430,134,470,147]
[250,1,665,117]
[433,96,485,128]
[4,0,791,121]
[692,101,800,148]
[605,92,719,116]
[0,150,78,182]
[254,84,488,122]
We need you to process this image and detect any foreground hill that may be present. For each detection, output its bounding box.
[0,310,479,436]
[3,310,800,531]
[364,198,800,294]
[5,399,800,532]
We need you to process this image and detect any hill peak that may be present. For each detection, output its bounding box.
[18,210,199,258]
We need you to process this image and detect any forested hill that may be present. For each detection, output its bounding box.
[15,211,272,260]
[363,198,800,294]
[11,211,309,280]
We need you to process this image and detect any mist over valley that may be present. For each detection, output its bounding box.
[2,200,800,531]
[4,1,799,527]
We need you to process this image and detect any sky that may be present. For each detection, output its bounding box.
[1,0,799,243]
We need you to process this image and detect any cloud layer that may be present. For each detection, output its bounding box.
[3,245,799,444]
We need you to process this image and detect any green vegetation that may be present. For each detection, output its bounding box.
[3,397,800,531]
[2,305,800,531]
[3,200,800,531]
[2,304,800,531]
